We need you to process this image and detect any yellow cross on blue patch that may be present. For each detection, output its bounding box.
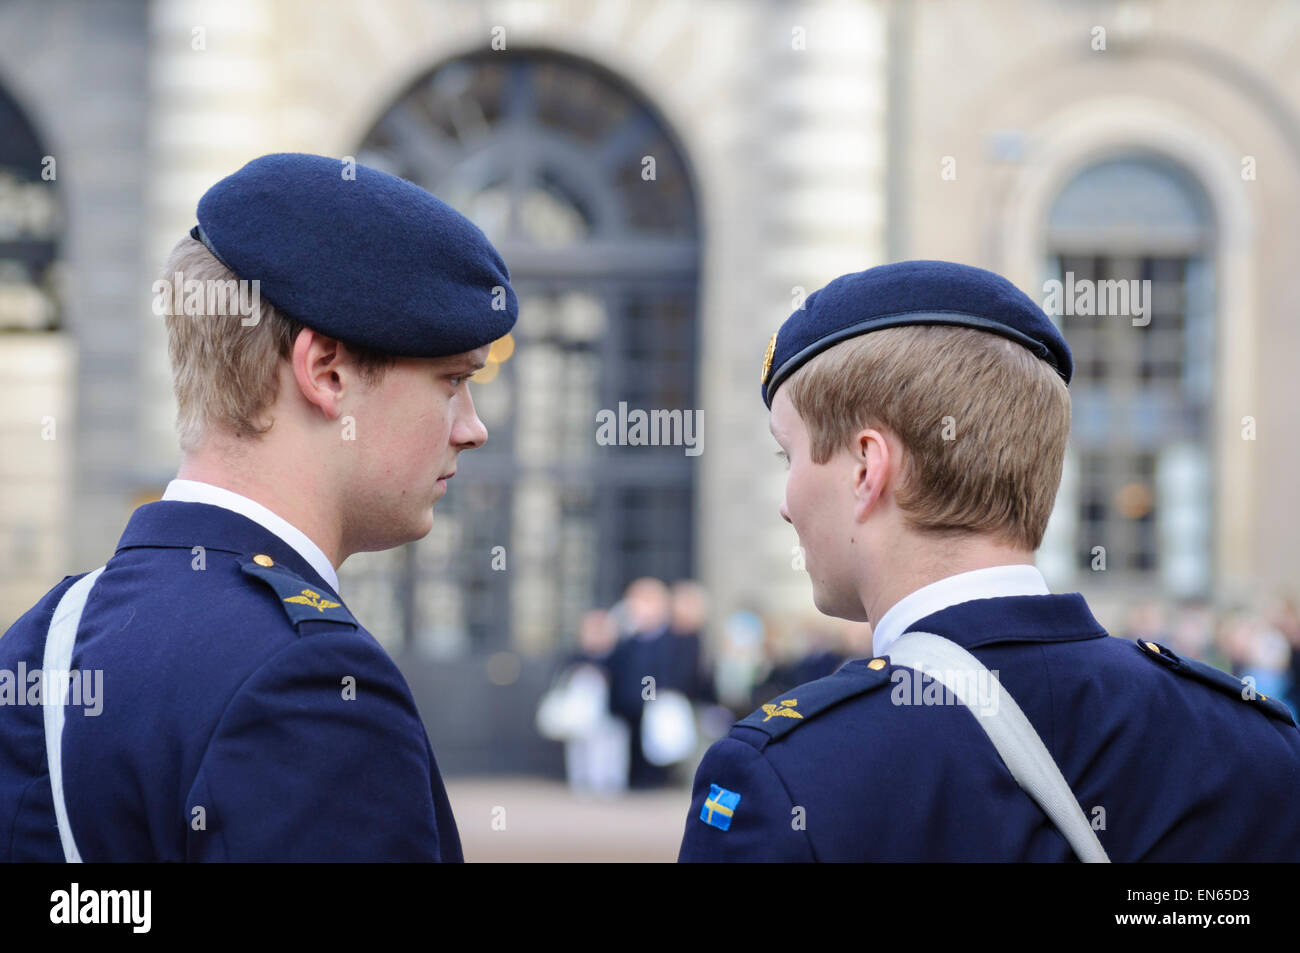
[700,783,741,831]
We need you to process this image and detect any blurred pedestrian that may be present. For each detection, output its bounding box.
[608,578,678,788]
[537,609,629,796]
[665,580,713,703]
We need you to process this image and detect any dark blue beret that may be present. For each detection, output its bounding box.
[191,152,517,358]
[761,260,1072,407]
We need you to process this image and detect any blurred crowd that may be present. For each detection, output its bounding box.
[537,580,1300,795]
[535,576,873,794]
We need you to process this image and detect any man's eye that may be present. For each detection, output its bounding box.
[775,449,789,467]
[449,376,466,389]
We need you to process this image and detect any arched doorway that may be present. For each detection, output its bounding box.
[350,50,701,660]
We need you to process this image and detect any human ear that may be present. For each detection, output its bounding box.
[290,328,346,420]
[850,428,891,522]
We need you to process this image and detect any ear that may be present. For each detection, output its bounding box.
[850,427,893,522]
[290,328,347,420]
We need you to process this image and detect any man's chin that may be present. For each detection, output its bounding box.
[811,582,866,623]
[413,506,436,539]
[355,511,436,554]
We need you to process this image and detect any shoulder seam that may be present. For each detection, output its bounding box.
[749,748,818,861]
[709,736,817,862]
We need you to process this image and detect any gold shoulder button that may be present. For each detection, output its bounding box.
[253,554,275,567]
[1144,641,1160,654]
[868,658,887,671]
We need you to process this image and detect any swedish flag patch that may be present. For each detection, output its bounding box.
[700,784,741,831]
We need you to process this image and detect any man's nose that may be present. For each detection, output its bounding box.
[455,389,489,450]
[779,501,792,525]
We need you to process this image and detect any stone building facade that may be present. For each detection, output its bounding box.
[1,1,1298,768]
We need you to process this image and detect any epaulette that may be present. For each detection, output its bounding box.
[240,555,357,631]
[1136,639,1296,726]
[737,656,893,741]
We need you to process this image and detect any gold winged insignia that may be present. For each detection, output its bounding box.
[283,588,341,612]
[761,698,803,722]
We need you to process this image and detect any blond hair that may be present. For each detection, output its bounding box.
[784,325,1071,551]
[159,236,394,452]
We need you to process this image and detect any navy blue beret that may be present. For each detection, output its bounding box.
[191,152,517,358]
[761,260,1072,407]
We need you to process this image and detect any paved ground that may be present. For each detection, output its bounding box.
[445,778,693,862]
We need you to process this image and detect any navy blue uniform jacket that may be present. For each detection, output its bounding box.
[0,501,462,862]
[679,593,1300,861]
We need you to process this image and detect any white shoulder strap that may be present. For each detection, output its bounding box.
[887,630,1110,863]
[42,566,106,863]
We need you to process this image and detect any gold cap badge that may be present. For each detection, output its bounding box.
[761,330,778,386]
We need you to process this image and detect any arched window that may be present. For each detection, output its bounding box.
[1043,154,1214,596]
[348,50,700,656]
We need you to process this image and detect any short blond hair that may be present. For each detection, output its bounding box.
[784,325,1071,551]
[159,236,394,452]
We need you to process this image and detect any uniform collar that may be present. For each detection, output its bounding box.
[897,590,1109,651]
[115,497,341,599]
[871,564,1108,655]
[872,565,1054,656]
[161,479,340,593]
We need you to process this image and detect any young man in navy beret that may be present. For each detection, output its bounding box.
[679,260,1300,862]
[0,153,516,861]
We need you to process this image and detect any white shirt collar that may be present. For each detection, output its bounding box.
[870,564,1050,658]
[161,479,341,594]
